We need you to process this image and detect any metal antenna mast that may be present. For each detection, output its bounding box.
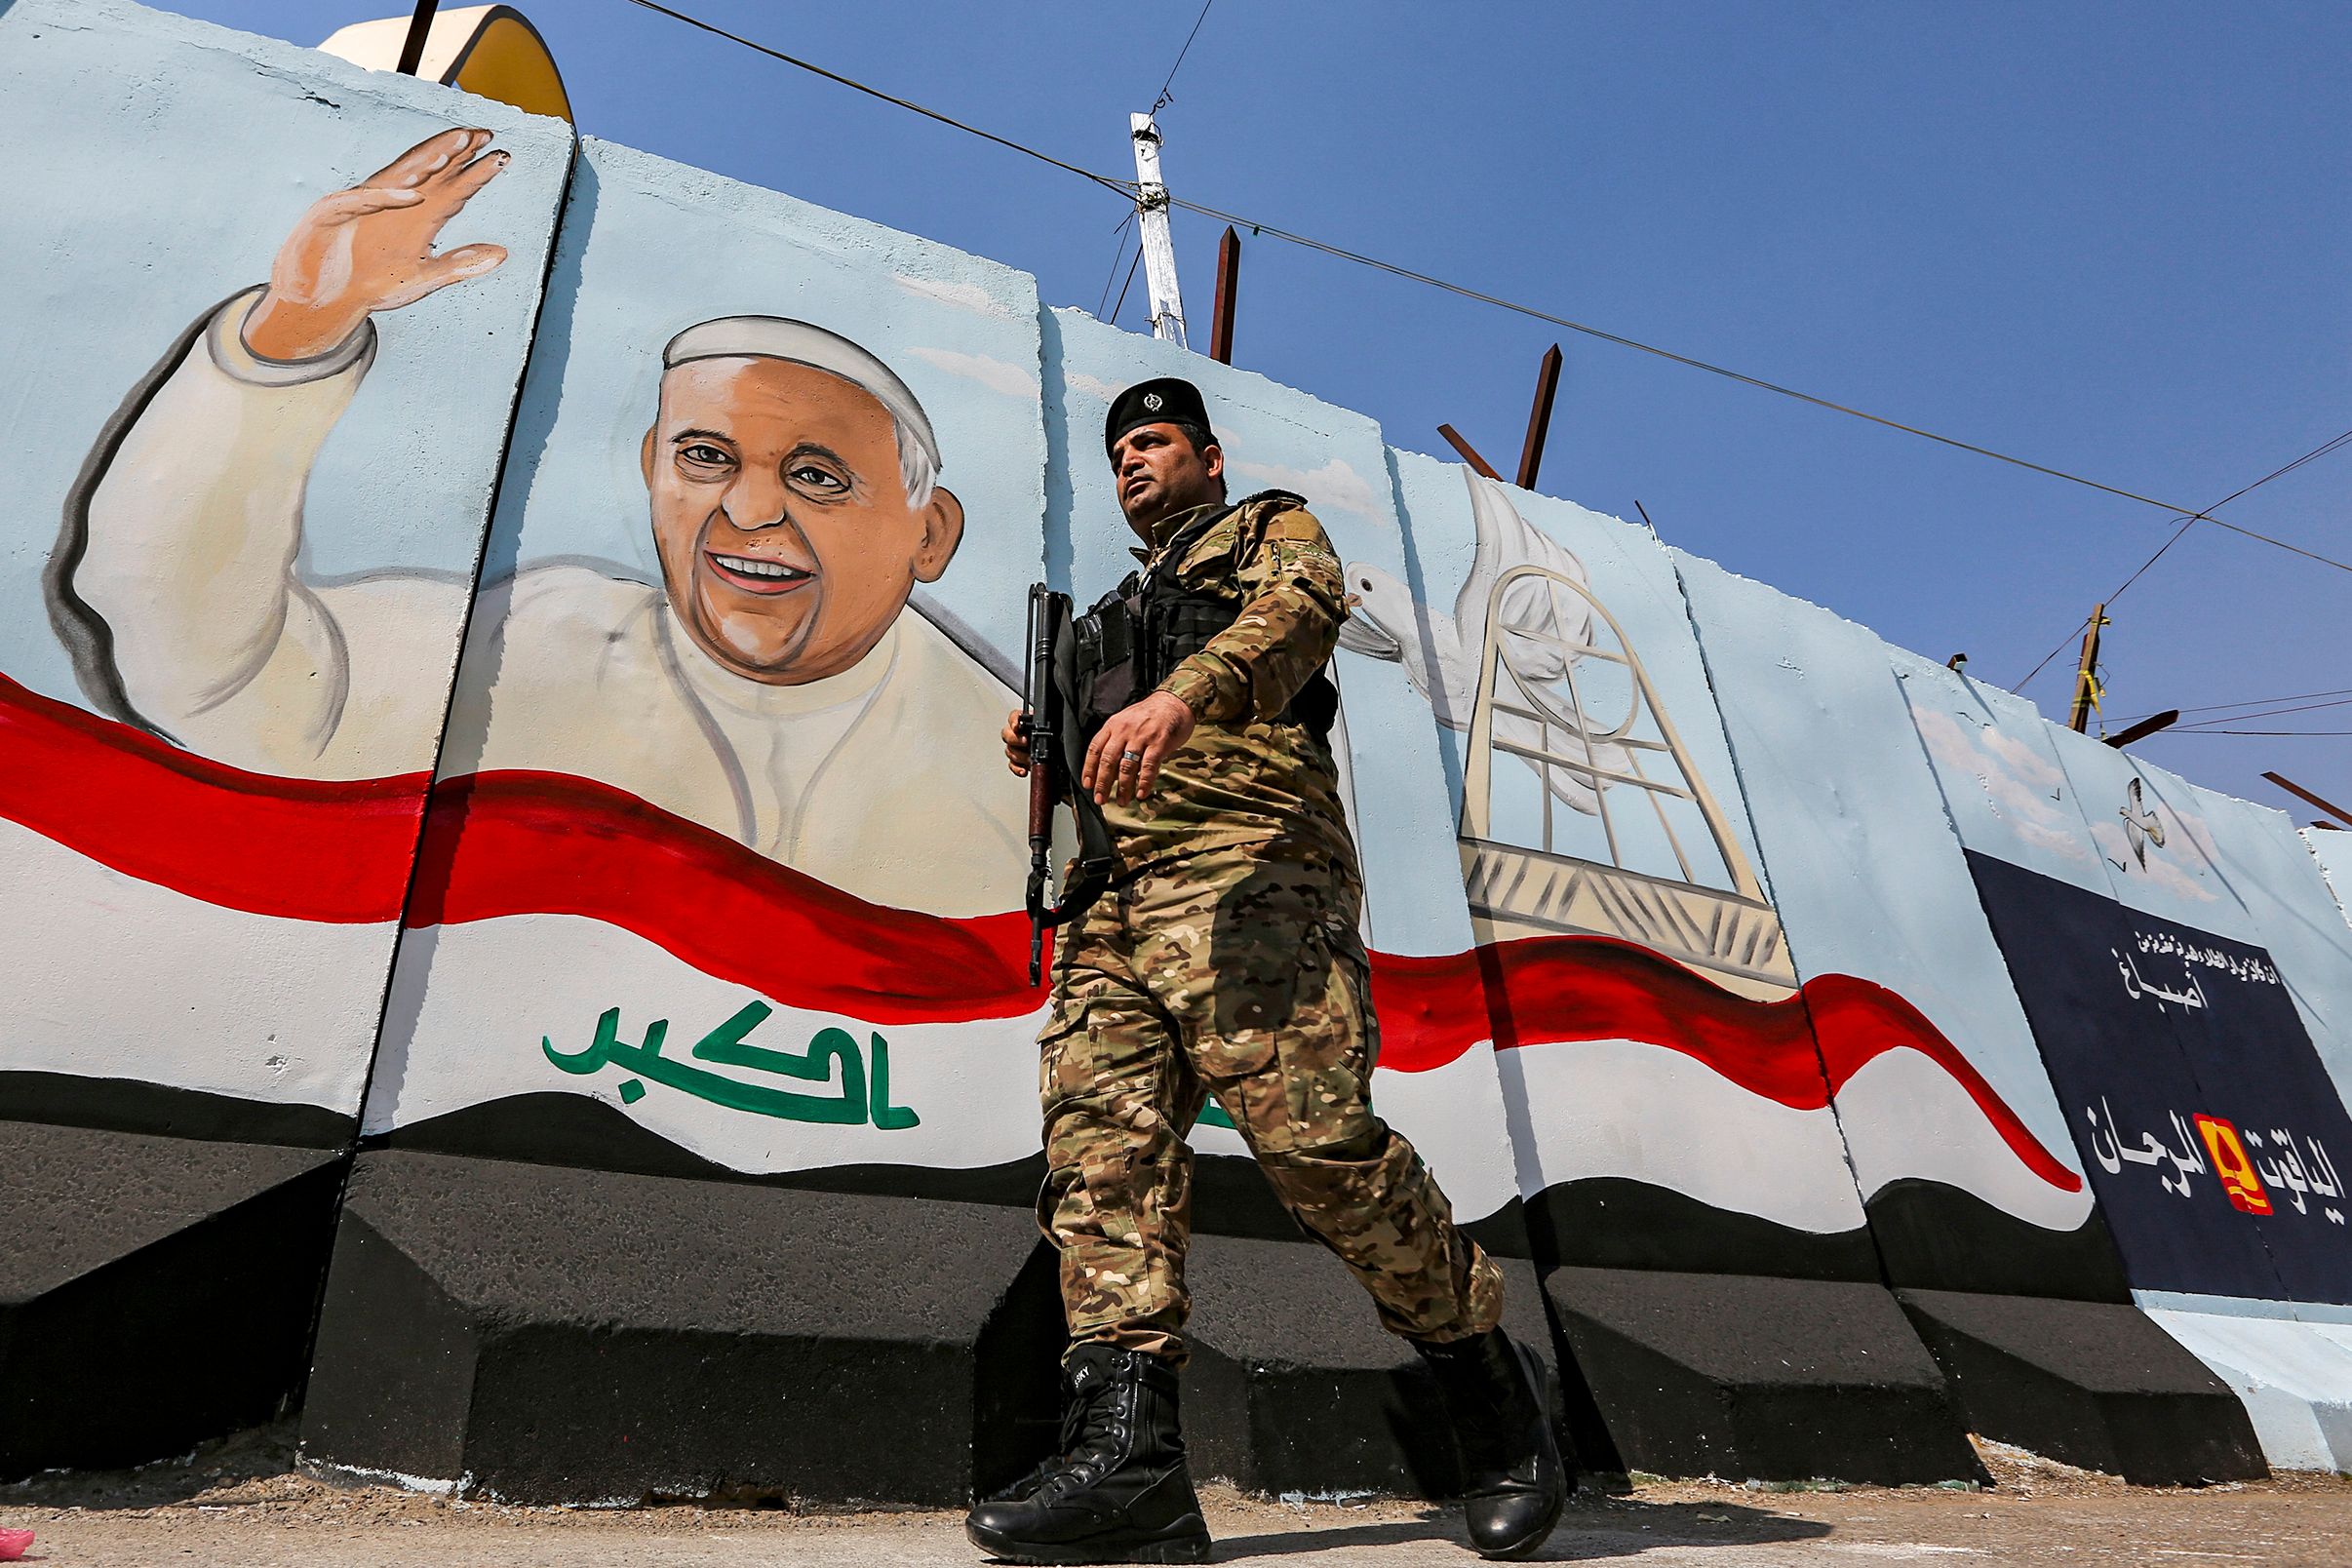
[1129,113,1188,346]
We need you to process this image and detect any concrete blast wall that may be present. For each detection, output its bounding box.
[0,0,571,1477]
[6,0,2349,1497]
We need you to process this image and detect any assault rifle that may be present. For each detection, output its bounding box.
[1022,585,1112,985]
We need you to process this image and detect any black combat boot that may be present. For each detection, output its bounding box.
[1415,1329,1570,1559]
[965,1343,1210,1564]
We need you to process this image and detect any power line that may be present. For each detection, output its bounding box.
[2166,729,2352,738]
[2175,696,2352,731]
[1092,212,1137,322]
[1172,183,2352,576]
[2013,426,2352,690]
[2107,686,2352,727]
[620,0,2352,582]
[1152,0,1216,114]
[618,0,1131,198]
[1108,244,1146,328]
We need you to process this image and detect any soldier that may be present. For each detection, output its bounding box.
[969,378,1567,1564]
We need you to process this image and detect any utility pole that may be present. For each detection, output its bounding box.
[395,0,439,74]
[2067,604,2109,733]
[1129,113,1188,347]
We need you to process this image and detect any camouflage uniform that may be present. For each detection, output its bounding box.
[1040,492,1504,1362]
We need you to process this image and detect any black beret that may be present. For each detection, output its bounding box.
[1104,376,1217,456]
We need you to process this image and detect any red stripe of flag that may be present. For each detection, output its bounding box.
[0,671,2079,1193]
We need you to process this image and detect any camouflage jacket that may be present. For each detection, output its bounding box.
[1102,490,1359,880]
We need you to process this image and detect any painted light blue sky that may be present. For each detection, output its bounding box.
[0,0,569,707]
[131,0,2352,813]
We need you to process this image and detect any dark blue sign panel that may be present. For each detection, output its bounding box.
[1968,852,2352,1304]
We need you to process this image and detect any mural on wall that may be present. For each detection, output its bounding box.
[56,129,528,780]
[1360,464,1862,1273]
[1343,471,1792,997]
[1900,658,2352,1306]
[1343,487,2097,1284]
[51,125,1015,900]
[0,0,572,1130]
[1970,853,2350,1299]
[1401,527,2088,1288]
[1627,581,2098,1297]
[16,0,2352,1490]
[368,137,1050,1184]
[2037,744,2352,1307]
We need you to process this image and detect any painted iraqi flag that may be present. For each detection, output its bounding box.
[0,672,2083,1227]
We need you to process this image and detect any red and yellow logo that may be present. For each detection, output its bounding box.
[2195,1114,2273,1216]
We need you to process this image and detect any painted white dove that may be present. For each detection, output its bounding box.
[2120,776,2167,868]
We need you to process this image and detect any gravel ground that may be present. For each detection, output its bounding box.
[5,1428,2348,1566]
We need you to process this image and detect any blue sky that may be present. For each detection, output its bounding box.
[167,0,2350,814]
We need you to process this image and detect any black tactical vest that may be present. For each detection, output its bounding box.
[1068,491,1339,745]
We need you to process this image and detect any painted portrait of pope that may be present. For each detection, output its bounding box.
[50,129,1025,918]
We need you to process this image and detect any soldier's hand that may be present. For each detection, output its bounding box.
[1002,709,1033,777]
[244,128,511,362]
[1083,691,1196,804]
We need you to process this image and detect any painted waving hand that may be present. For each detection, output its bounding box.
[242,127,511,362]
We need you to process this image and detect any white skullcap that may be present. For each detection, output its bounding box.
[662,316,941,473]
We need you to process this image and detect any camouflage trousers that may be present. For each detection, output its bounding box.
[1038,853,1504,1363]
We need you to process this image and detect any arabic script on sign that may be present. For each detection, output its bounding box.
[542,1001,920,1130]
[2111,948,2210,1014]
[2087,1097,2344,1224]
[2133,929,2280,987]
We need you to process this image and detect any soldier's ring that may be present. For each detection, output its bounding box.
[1120,750,1143,764]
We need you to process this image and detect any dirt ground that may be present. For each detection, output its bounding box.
[5,1428,2348,1567]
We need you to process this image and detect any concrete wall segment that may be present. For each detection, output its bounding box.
[1668,554,2102,1284]
[1374,463,1874,1264]
[2307,830,2352,921]
[365,133,1049,1184]
[0,0,572,1123]
[1883,650,2118,1189]
[2144,1307,2352,1471]
[0,0,574,1477]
